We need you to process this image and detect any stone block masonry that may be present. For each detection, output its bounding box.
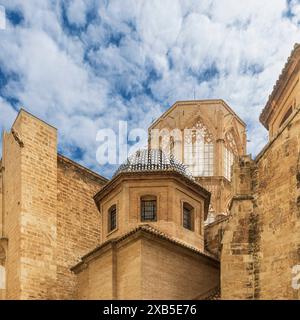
[0,109,107,299]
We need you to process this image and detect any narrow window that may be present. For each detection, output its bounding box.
[184,125,214,177]
[141,195,157,222]
[108,205,117,232]
[224,147,234,181]
[170,136,175,156]
[224,131,238,181]
[183,202,194,231]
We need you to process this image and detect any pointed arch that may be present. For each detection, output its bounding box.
[192,117,215,143]
[227,118,244,155]
[185,114,216,141]
[225,130,238,155]
[184,117,215,177]
[224,128,239,181]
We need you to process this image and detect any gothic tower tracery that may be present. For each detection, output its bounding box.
[148,100,247,223]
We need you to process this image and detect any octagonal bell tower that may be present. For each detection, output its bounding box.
[94,149,210,251]
[148,100,247,223]
[73,150,218,300]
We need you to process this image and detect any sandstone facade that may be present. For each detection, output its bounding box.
[72,149,219,300]
[0,110,107,299]
[1,44,300,300]
[72,226,219,300]
[149,100,247,221]
[221,44,300,299]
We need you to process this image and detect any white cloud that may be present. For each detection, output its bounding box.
[0,5,6,30]
[0,0,300,177]
[66,0,89,27]
[0,97,17,129]
[0,98,17,149]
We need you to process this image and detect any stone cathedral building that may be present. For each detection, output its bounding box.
[1,44,300,300]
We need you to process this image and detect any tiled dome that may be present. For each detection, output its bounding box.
[113,149,194,180]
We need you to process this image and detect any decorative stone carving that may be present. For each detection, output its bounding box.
[192,118,214,144]
[225,131,238,155]
[11,128,24,148]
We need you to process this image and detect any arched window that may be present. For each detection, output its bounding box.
[224,131,238,181]
[108,205,117,232]
[141,195,157,222]
[184,119,214,177]
[170,136,175,156]
[182,202,194,231]
[158,129,170,156]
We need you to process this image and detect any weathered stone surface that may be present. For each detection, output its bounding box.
[205,216,228,258]
[2,45,300,300]
[73,226,220,300]
[221,44,300,300]
[149,100,247,220]
[0,110,107,300]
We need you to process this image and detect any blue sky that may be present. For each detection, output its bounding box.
[1,0,300,178]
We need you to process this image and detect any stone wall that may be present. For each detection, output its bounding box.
[205,216,229,258]
[73,230,220,300]
[18,111,58,300]
[0,110,107,299]
[148,100,247,218]
[96,174,207,251]
[74,239,142,300]
[56,155,105,299]
[141,235,219,300]
[221,198,257,299]
[221,112,300,299]
[253,111,300,299]
[81,247,115,300]
[117,239,142,299]
[2,121,24,299]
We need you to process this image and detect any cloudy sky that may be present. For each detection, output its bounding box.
[1,0,300,178]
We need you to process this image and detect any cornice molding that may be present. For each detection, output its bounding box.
[70,224,219,274]
[93,170,211,219]
[260,43,300,129]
